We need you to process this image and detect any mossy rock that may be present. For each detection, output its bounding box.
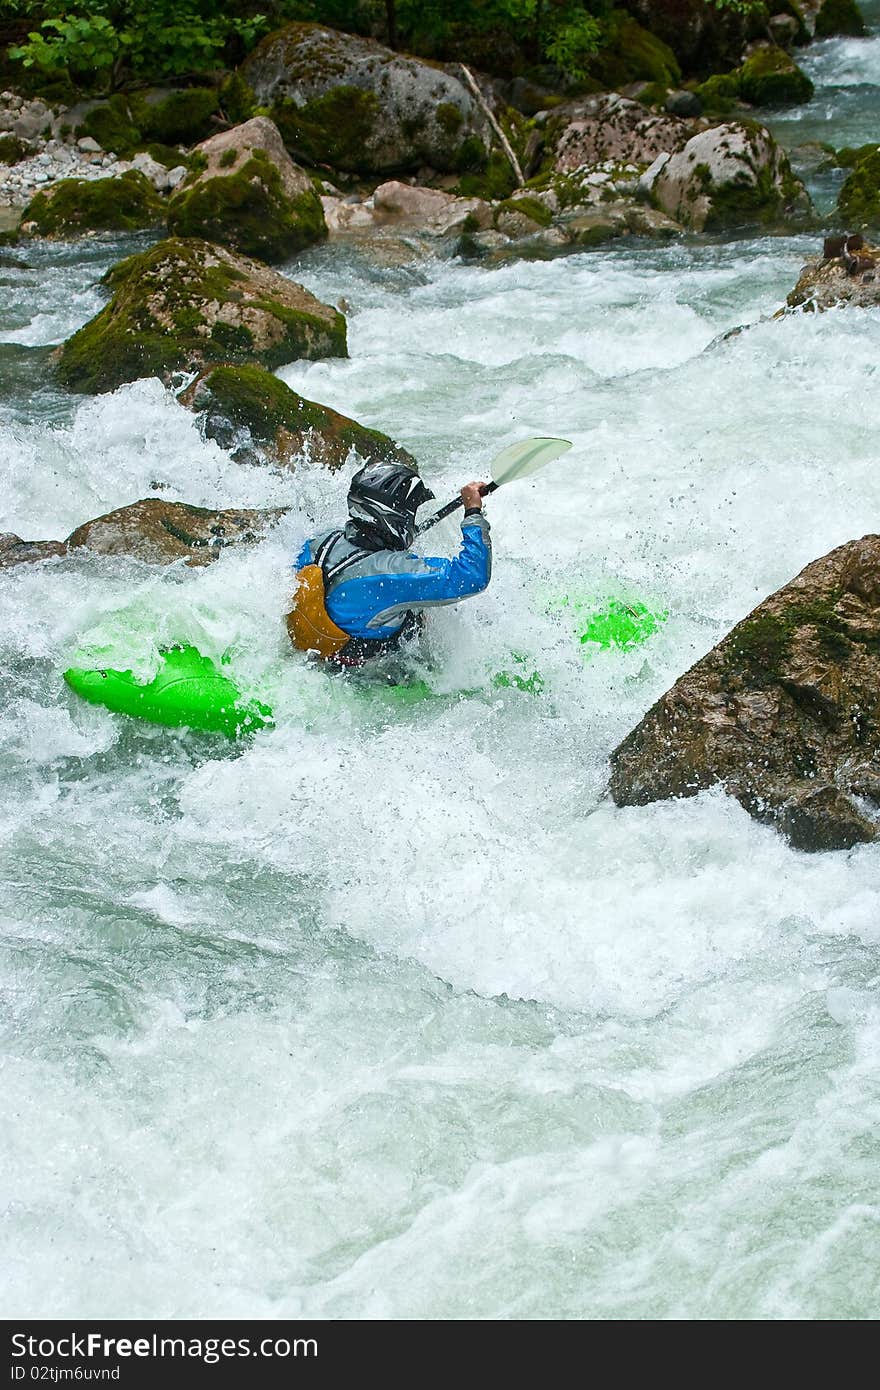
[243,23,489,175]
[271,86,380,174]
[22,171,165,238]
[134,88,219,145]
[56,237,347,395]
[838,150,880,228]
[79,95,142,156]
[77,88,219,157]
[168,149,325,263]
[738,47,814,107]
[695,71,742,116]
[186,364,416,470]
[494,196,552,229]
[589,13,681,90]
[814,0,866,37]
[835,143,879,170]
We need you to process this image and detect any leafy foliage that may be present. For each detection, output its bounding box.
[9,2,269,84]
[5,0,775,88]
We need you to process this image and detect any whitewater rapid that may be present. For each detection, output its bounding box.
[2,19,880,1320]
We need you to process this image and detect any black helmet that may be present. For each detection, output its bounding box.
[347,463,434,549]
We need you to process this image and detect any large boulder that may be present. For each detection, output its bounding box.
[610,536,880,852]
[837,148,880,230]
[0,502,285,569]
[67,499,286,567]
[181,364,417,471]
[552,94,693,172]
[56,237,347,395]
[652,121,810,230]
[167,117,326,263]
[20,171,165,238]
[787,235,880,310]
[241,22,490,174]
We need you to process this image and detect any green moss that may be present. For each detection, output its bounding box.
[697,48,814,114]
[728,599,850,685]
[636,82,670,109]
[219,148,237,169]
[738,47,814,107]
[494,195,552,228]
[272,86,379,172]
[167,150,327,263]
[436,102,464,136]
[249,298,348,364]
[57,237,347,394]
[135,88,219,145]
[220,72,257,126]
[589,13,681,90]
[695,71,741,115]
[838,149,880,226]
[197,364,408,463]
[0,136,31,164]
[836,143,879,169]
[453,134,487,174]
[23,171,165,237]
[80,96,141,156]
[815,0,866,37]
[457,150,517,201]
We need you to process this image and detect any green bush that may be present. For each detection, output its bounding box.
[9,2,268,88]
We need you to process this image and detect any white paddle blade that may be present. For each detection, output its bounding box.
[489,437,573,487]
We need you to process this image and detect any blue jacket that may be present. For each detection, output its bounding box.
[296,512,492,641]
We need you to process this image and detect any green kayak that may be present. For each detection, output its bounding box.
[63,645,274,738]
[62,599,664,736]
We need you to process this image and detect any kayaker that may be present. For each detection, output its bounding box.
[288,463,491,665]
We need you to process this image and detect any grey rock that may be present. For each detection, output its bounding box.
[653,121,810,230]
[609,534,880,852]
[242,21,490,174]
[665,89,703,117]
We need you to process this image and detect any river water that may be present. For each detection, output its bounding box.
[2,13,879,1320]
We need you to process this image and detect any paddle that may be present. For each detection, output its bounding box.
[415,437,573,536]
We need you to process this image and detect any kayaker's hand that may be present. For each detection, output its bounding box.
[461,481,486,511]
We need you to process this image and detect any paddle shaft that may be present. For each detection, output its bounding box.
[416,481,497,536]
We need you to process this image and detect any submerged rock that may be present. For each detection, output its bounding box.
[167,116,326,263]
[182,363,417,471]
[241,22,490,175]
[20,170,165,237]
[56,237,347,394]
[0,532,66,568]
[787,235,880,310]
[610,536,880,852]
[652,121,810,230]
[1,502,286,569]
